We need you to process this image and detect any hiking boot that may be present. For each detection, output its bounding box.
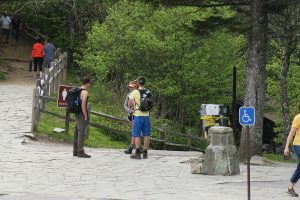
[73,149,78,156]
[124,145,134,154]
[130,148,141,159]
[78,150,91,158]
[288,188,299,197]
[142,150,148,159]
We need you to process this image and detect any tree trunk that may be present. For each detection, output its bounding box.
[239,0,268,160]
[281,45,292,153]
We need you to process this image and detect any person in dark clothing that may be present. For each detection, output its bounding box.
[73,77,92,158]
[11,16,21,46]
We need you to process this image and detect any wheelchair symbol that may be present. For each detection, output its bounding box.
[242,110,251,123]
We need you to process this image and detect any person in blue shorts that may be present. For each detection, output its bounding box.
[128,76,151,159]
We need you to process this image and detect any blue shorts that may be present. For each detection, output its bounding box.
[132,116,151,137]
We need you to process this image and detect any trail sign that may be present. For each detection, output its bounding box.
[239,106,255,200]
[57,85,73,108]
[239,107,255,126]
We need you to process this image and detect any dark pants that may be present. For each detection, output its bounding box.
[33,57,43,72]
[2,28,9,44]
[291,146,300,183]
[73,113,88,151]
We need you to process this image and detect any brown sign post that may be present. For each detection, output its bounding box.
[57,85,73,108]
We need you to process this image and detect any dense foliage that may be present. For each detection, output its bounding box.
[78,1,247,126]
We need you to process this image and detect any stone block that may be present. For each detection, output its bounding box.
[202,126,240,176]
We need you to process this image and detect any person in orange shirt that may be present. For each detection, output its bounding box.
[284,103,300,197]
[31,37,44,78]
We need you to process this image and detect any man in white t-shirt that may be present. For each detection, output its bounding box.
[0,12,11,44]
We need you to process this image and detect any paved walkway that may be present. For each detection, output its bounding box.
[0,84,298,200]
[0,43,298,200]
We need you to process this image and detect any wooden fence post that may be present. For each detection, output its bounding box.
[160,124,167,150]
[85,103,91,139]
[187,129,192,151]
[65,110,70,135]
[53,59,59,93]
[31,88,38,132]
[63,52,68,82]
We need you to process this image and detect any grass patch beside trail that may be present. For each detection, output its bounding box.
[0,71,5,80]
[36,68,128,149]
[37,101,128,149]
[263,153,297,163]
[37,68,207,151]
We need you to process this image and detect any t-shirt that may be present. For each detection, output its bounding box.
[201,115,217,127]
[124,92,133,114]
[292,114,300,145]
[44,43,56,61]
[11,18,21,30]
[129,87,149,117]
[0,16,11,29]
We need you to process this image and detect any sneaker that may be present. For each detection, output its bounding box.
[124,145,134,154]
[288,188,299,197]
[73,150,78,156]
[142,150,148,159]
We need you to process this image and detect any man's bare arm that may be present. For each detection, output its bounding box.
[81,91,88,120]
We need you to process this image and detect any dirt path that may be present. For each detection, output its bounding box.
[0,36,35,85]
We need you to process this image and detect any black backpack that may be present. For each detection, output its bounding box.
[66,87,83,114]
[138,89,154,112]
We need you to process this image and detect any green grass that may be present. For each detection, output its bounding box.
[36,68,128,149]
[263,153,297,163]
[37,67,207,151]
[0,71,4,80]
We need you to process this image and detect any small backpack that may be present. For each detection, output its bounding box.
[66,87,84,114]
[138,89,154,112]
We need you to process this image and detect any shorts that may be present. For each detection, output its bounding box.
[205,126,213,133]
[132,116,151,137]
[128,115,134,122]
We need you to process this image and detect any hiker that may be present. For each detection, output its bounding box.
[128,76,153,159]
[31,37,44,78]
[0,12,11,44]
[124,80,138,154]
[11,15,21,46]
[284,103,300,197]
[43,39,56,69]
[72,77,92,158]
[200,115,217,140]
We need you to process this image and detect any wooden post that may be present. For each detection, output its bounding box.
[187,129,192,151]
[53,59,59,93]
[63,52,68,82]
[160,124,167,150]
[85,103,91,139]
[65,110,70,135]
[31,88,38,132]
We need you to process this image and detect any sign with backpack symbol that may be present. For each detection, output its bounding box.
[138,89,154,112]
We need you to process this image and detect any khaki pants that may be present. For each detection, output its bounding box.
[73,113,88,151]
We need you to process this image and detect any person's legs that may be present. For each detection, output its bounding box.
[33,58,38,77]
[75,114,90,158]
[1,29,4,43]
[131,116,142,159]
[288,146,300,196]
[125,118,135,154]
[38,58,43,76]
[141,116,151,159]
[73,126,79,156]
[4,29,9,44]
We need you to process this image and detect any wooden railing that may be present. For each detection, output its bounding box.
[31,53,206,152]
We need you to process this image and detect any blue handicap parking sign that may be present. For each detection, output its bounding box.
[239,107,255,126]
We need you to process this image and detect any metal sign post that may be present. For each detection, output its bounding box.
[239,106,255,200]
